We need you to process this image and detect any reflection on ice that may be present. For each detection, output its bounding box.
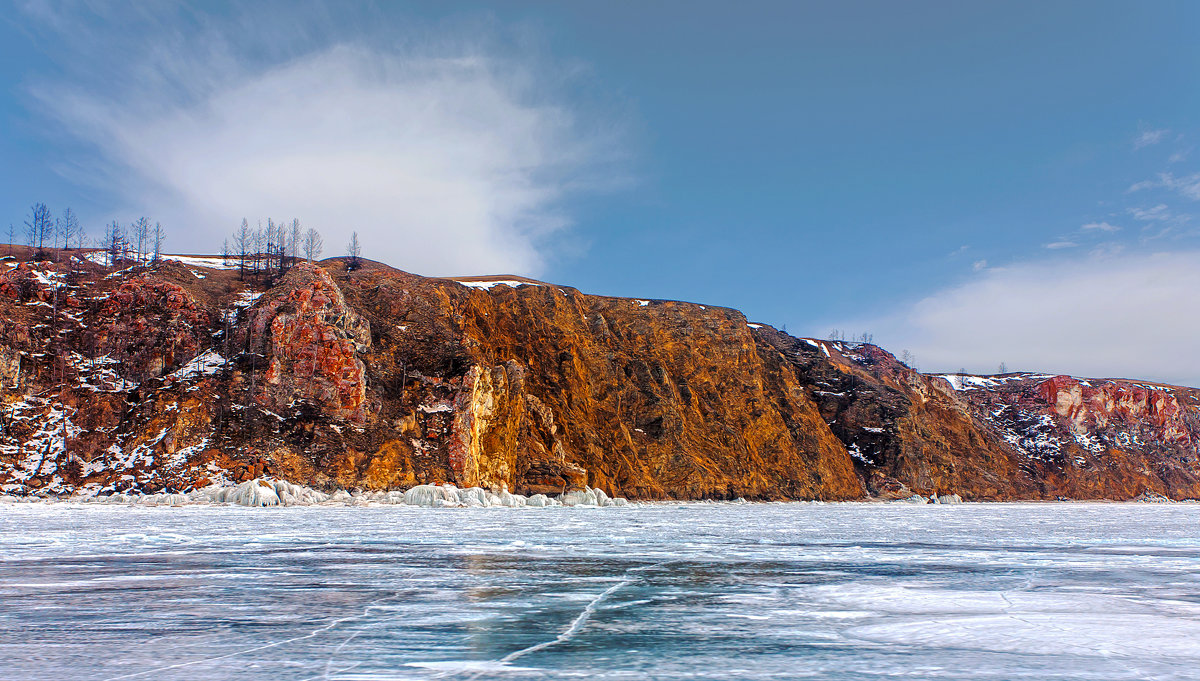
[1,503,1199,680]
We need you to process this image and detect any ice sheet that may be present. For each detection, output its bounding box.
[2,503,1199,680]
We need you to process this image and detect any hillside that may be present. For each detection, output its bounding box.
[2,249,1198,500]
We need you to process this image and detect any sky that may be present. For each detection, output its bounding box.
[2,1,1199,385]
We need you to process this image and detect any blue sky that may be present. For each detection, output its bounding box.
[3,1,1200,384]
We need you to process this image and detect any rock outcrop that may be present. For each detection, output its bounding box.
[240,264,372,423]
[754,328,1200,500]
[2,250,1198,501]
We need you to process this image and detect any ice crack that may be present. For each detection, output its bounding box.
[99,593,405,681]
[459,561,668,679]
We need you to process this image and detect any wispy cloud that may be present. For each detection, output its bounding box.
[1043,241,1077,249]
[1127,173,1200,201]
[971,259,988,271]
[837,251,1200,387]
[1128,204,1172,222]
[1080,224,1123,234]
[1089,242,1125,257]
[21,3,628,276]
[1161,172,1200,201]
[1133,127,1169,150]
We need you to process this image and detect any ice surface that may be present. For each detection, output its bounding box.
[2,504,1200,680]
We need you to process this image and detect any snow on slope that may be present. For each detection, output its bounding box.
[160,254,238,269]
[456,279,542,290]
[933,373,1055,390]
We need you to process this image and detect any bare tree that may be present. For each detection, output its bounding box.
[103,221,125,267]
[251,224,266,277]
[5,223,13,255]
[151,222,165,266]
[271,218,287,276]
[234,218,251,278]
[998,362,1008,374]
[302,227,323,263]
[222,238,231,267]
[265,218,276,272]
[101,222,114,266]
[59,208,82,250]
[288,219,302,265]
[25,203,53,254]
[346,231,362,271]
[131,217,151,265]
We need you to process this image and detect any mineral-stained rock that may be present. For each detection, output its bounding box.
[754,329,1200,500]
[88,270,213,380]
[2,251,1199,500]
[239,264,371,423]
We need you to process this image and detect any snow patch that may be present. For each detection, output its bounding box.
[166,350,225,382]
[161,254,239,270]
[458,279,540,290]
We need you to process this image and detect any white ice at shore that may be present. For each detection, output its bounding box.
[42,479,632,509]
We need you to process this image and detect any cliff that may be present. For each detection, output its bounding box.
[2,250,1198,501]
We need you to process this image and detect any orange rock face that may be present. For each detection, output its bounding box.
[240,264,371,423]
[2,254,1199,500]
[334,269,863,499]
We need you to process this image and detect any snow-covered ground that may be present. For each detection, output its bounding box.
[165,349,226,383]
[80,252,238,270]
[455,278,541,290]
[932,372,1057,390]
[160,254,239,269]
[1,503,1197,680]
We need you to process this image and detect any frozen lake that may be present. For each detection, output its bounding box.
[2,502,1200,680]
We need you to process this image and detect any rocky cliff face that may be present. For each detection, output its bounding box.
[754,328,1200,500]
[2,250,1198,500]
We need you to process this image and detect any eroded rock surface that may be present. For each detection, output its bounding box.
[2,250,1198,500]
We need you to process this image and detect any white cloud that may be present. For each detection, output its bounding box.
[1080,221,1121,232]
[1128,204,1172,222]
[1160,172,1200,201]
[838,251,1200,387]
[1043,241,1077,249]
[1127,173,1200,201]
[1089,242,1125,257]
[971,259,988,271]
[1134,128,1169,149]
[26,8,625,277]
